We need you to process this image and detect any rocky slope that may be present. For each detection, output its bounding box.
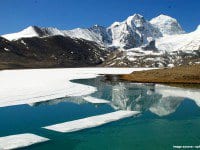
[0,36,109,69]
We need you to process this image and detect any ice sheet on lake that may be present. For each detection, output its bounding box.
[0,68,150,108]
[0,82,96,108]
[83,96,110,104]
[0,133,49,150]
[43,110,140,133]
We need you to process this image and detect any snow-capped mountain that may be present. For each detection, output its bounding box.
[2,13,189,50]
[2,25,111,45]
[63,25,111,45]
[107,14,162,49]
[150,14,184,35]
[2,26,41,41]
[2,26,65,41]
[1,13,199,68]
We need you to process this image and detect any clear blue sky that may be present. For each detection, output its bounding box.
[0,0,199,35]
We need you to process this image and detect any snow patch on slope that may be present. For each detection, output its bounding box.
[63,28,104,44]
[156,28,200,51]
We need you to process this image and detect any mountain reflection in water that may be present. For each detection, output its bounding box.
[30,76,200,117]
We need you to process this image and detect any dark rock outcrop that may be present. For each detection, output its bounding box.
[0,36,109,69]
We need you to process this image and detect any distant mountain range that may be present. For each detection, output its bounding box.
[0,14,199,69]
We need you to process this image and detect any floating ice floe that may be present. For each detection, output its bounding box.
[0,133,49,150]
[83,96,110,104]
[43,110,140,133]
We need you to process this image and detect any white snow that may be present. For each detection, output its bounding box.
[0,133,49,150]
[126,48,163,56]
[43,110,139,133]
[108,13,162,48]
[2,26,39,41]
[150,14,184,35]
[83,96,110,104]
[0,68,149,108]
[20,40,27,45]
[42,27,65,37]
[127,57,137,61]
[196,25,200,31]
[167,64,174,68]
[1,14,198,53]
[156,29,200,51]
[4,48,10,52]
[63,28,105,44]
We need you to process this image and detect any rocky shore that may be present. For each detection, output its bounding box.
[119,65,200,84]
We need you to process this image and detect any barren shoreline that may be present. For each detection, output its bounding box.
[119,65,200,84]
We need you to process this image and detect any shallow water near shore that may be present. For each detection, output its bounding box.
[0,76,200,150]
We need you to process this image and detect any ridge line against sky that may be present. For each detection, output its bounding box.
[0,0,199,35]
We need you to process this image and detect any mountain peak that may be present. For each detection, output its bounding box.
[2,25,41,41]
[1,13,190,50]
[150,14,185,35]
[109,22,120,28]
[155,14,175,20]
[124,13,147,29]
[132,13,143,18]
[93,24,101,27]
[196,25,200,31]
[90,24,105,29]
[21,25,38,32]
[128,13,143,19]
[26,25,38,29]
[126,13,144,22]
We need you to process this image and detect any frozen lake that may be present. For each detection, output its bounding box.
[0,68,199,149]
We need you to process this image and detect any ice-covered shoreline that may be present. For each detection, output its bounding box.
[0,68,151,107]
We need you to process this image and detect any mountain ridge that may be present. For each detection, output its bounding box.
[2,13,188,50]
[0,13,199,69]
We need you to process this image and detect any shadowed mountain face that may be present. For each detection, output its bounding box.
[0,36,109,69]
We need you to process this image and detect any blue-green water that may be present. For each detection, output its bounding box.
[0,76,200,150]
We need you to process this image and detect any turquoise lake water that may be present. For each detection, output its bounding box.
[0,76,200,150]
